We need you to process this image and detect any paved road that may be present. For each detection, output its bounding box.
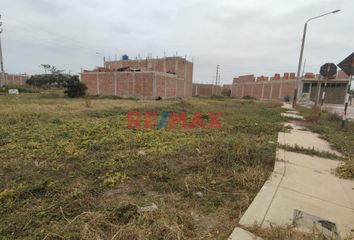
[324,104,354,120]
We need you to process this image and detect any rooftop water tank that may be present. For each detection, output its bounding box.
[122,54,129,60]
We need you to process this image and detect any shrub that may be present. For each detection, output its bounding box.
[63,76,87,98]
[242,95,255,100]
[221,88,231,96]
[26,65,70,88]
[284,96,291,102]
[26,74,68,88]
[336,160,354,179]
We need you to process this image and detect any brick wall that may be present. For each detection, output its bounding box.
[192,83,223,96]
[81,71,192,99]
[0,73,29,86]
[231,73,297,100]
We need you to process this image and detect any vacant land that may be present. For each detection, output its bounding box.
[0,93,284,239]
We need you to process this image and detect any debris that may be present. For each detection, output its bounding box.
[195,192,204,198]
[137,203,158,214]
[138,150,146,156]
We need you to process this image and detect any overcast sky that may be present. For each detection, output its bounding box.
[1,0,353,84]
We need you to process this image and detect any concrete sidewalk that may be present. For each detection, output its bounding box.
[229,104,354,239]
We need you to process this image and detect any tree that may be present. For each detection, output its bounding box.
[26,65,69,88]
[40,64,64,75]
[222,88,231,97]
[63,75,87,98]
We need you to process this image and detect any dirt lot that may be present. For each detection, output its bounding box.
[0,93,284,239]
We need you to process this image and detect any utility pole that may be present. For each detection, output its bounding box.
[314,74,321,107]
[320,66,331,110]
[0,14,5,87]
[213,64,219,96]
[341,57,354,129]
[301,59,307,78]
[292,9,341,107]
[215,64,219,85]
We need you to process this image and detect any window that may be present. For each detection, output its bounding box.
[302,83,310,93]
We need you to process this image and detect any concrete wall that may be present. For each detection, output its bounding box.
[192,83,223,96]
[309,82,348,104]
[81,71,192,99]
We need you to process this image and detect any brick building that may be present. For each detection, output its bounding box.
[302,71,350,104]
[81,57,193,99]
[231,71,350,104]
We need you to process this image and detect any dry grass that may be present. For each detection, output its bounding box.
[0,93,285,239]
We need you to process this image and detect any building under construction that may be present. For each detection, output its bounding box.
[81,56,193,99]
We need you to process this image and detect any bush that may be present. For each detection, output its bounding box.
[26,65,70,88]
[221,88,231,97]
[63,76,87,98]
[26,74,68,88]
[242,95,255,100]
[284,96,291,102]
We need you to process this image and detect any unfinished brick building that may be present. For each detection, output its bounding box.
[81,57,193,99]
[231,71,350,104]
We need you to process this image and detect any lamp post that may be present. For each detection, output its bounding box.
[292,9,341,107]
[95,52,106,68]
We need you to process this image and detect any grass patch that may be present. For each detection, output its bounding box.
[278,144,342,160]
[0,94,284,239]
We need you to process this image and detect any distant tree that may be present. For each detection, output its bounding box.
[63,75,87,98]
[26,64,68,88]
[40,64,64,75]
[40,64,51,74]
[222,88,231,97]
[25,64,87,98]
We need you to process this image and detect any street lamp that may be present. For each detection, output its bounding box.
[292,9,341,107]
[95,52,106,68]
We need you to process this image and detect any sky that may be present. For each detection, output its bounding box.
[1,0,353,84]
